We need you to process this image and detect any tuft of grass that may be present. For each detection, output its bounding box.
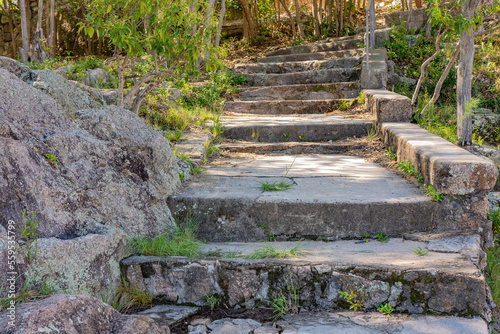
[385,147,397,160]
[486,244,500,305]
[357,91,366,105]
[245,241,308,260]
[165,129,185,142]
[413,246,429,256]
[129,215,203,258]
[271,277,299,321]
[1,272,59,311]
[366,124,377,140]
[258,179,293,191]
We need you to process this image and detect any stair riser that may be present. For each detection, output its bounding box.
[224,100,358,115]
[223,123,369,142]
[168,198,437,242]
[238,83,361,101]
[220,143,363,155]
[122,256,487,318]
[245,68,360,86]
[234,58,361,74]
[258,49,364,63]
[266,38,363,56]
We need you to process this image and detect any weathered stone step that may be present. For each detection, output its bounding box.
[122,235,488,318]
[221,115,371,142]
[237,82,361,101]
[224,99,359,114]
[266,37,364,57]
[258,48,364,63]
[233,57,362,75]
[244,68,360,86]
[220,141,364,154]
[168,154,439,242]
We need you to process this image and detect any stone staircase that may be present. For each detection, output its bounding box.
[126,33,496,333]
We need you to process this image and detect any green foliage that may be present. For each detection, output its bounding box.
[396,160,424,184]
[425,184,445,202]
[486,244,500,305]
[385,147,397,160]
[283,133,291,141]
[258,180,293,191]
[44,153,58,167]
[204,293,221,310]
[141,93,212,132]
[366,124,377,140]
[374,233,389,243]
[414,97,458,143]
[130,215,203,258]
[0,272,59,311]
[413,246,429,256]
[271,278,299,321]
[339,290,364,311]
[20,210,40,266]
[181,70,245,112]
[489,208,500,235]
[245,241,308,259]
[357,92,366,105]
[377,303,394,317]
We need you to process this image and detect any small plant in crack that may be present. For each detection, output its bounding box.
[258,157,296,192]
[204,293,221,310]
[413,246,429,256]
[246,241,308,259]
[339,290,364,311]
[374,233,389,243]
[283,133,291,141]
[385,147,397,160]
[45,153,58,167]
[377,303,394,317]
[271,277,300,321]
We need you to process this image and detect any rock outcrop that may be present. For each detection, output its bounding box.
[0,58,181,296]
[0,294,166,334]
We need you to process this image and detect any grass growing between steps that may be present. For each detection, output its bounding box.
[245,242,309,260]
[258,180,294,191]
[129,216,203,258]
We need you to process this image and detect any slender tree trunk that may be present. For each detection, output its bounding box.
[3,0,18,55]
[412,30,445,105]
[294,0,305,38]
[457,0,480,145]
[215,0,226,48]
[420,43,460,115]
[19,0,29,62]
[278,0,297,38]
[48,0,55,57]
[36,0,43,31]
[239,0,257,40]
[327,0,333,31]
[406,0,413,31]
[313,0,321,35]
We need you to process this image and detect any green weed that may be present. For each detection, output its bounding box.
[357,92,366,105]
[385,147,397,160]
[20,210,40,266]
[377,303,394,317]
[486,244,500,305]
[283,133,291,141]
[489,208,500,234]
[165,129,185,142]
[425,184,445,203]
[413,246,429,256]
[374,233,389,243]
[44,153,58,167]
[204,293,221,310]
[130,215,203,258]
[339,290,364,311]
[258,180,293,191]
[246,241,308,260]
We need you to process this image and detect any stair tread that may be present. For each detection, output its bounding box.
[222,114,372,127]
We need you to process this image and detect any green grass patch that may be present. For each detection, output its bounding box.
[258,180,293,191]
[245,241,308,259]
[129,216,203,258]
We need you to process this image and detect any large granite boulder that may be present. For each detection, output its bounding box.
[0,293,166,334]
[0,68,180,238]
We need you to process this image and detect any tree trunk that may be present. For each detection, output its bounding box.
[456,0,480,146]
[48,0,55,57]
[215,0,226,48]
[239,0,257,40]
[313,0,321,36]
[36,0,43,31]
[3,0,18,55]
[294,0,305,38]
[278,0,297,38]
[19,0,29,62]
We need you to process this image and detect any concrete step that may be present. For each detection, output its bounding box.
[237,82,361,101]
[266,37,364,57]
[168,154,438,242]
[233,57,362,74]
[258,48,364,63]
[221,115,372,142]
[244,68,360,86]
[220,141,364,154]
[122,234,488,319]
[224,99,359,115]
